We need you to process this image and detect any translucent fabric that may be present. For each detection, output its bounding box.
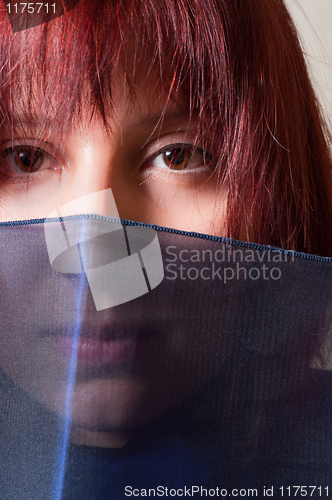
[0,215,331,499]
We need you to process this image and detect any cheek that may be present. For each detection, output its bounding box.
[115,171,228,235]
[0,170,64,222]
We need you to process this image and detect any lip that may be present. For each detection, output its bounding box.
[45,321,158,366]
[51,335,144,366]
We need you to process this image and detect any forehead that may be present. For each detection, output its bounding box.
[3,53,189,141]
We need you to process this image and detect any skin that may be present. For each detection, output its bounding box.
[0,77,228,447]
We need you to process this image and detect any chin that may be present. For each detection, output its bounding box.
[57,376,175,432]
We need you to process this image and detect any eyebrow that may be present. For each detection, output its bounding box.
[121,110,191,148]
[132,110,187,129]
[0,108,191,148]
[6,109,187,130]
[2,115,61,133]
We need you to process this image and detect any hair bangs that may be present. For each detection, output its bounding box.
[0,1,227,145]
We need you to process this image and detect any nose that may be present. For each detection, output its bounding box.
[50,113,145,225]
[51,189,120,220]
[55,113,124,219]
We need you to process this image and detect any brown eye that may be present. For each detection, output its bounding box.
[163,148,191,170]
[146,143,211,173]
[11,147,44,173]
[0,145,58,180]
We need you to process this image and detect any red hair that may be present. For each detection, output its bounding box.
[0,0,331,254]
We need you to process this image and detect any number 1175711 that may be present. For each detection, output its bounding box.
[6,3,56,14]
[279,486,329,497]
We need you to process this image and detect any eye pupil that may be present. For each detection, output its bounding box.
[164,148,190,170]
[15,148,42,173]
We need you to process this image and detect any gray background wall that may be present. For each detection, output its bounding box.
[285,0,332,128]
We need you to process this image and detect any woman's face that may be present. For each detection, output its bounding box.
[0,77,227,232]
[0,76,228,445]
